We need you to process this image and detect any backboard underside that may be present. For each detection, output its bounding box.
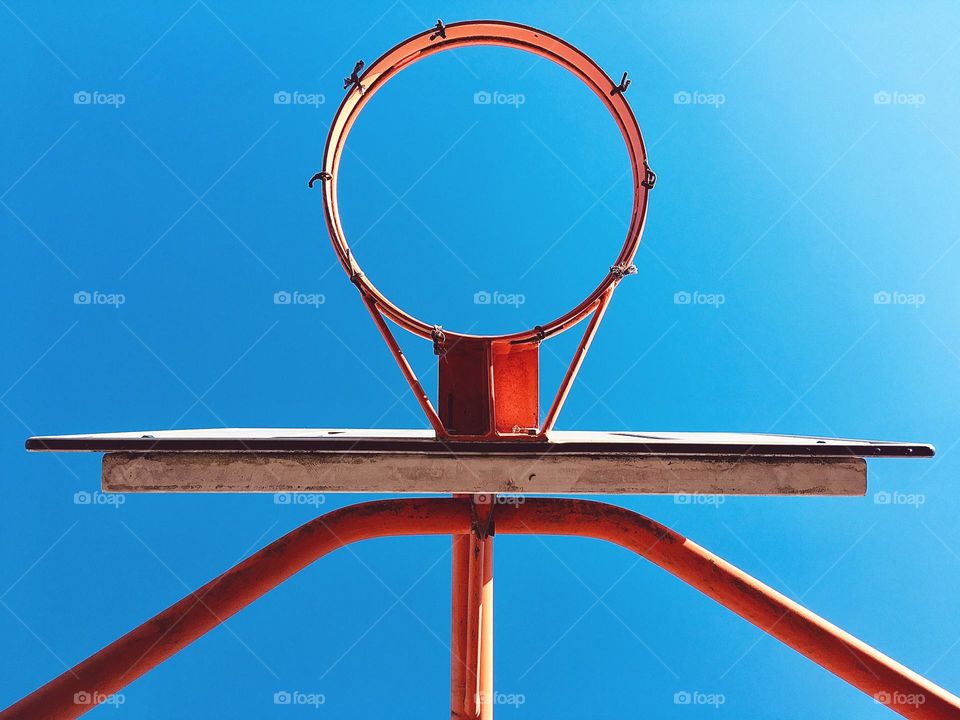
[26,429,933,495]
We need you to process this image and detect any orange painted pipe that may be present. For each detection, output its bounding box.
[450,534,471,719]
[479,536,494,720]
[541,285,615,433]
[0,499,472,720]
[463,533,484,716]
[4,498,959,719]
[496,499,960,720]
[358,290,445,434]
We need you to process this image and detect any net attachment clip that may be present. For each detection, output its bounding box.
[611,71,631,96]
[343,60,365,94]
[429,19,447,41]
[307,171,331,188]
[641,162,657,190]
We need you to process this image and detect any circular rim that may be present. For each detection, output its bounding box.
[320,20,650,343]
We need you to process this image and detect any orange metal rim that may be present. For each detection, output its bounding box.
[319,20,651,343]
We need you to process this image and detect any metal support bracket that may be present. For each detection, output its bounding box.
[470,494,496,539]
[4,498,960,719]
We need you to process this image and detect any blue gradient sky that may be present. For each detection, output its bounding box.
[2,2,960,717]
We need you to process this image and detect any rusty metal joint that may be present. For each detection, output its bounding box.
[611,71,631,96]
[343,60,365,93]
[429,19,446,41]
[432,325,446,356]
[470,496,496,539]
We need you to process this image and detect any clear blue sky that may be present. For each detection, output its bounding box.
[2,1,960,717]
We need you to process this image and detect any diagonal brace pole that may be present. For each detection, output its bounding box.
[2,498,959,720]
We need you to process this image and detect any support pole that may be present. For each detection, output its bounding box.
[496,499,960,720]
[4,498,959,720]
[463,532,484,716]
[479,535,494,720]
[457,495,494,719]
[451,534,470,719]
[0,499,471,720]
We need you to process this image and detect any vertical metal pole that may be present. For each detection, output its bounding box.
[451,533,470,720]
[463,532,484,716]
[454,495,495,720]
[479,535,494,720]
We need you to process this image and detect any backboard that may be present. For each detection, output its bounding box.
[25,428,932,495]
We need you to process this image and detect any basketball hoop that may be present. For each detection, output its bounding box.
[315,20,653,439]
[12,17,951,720]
